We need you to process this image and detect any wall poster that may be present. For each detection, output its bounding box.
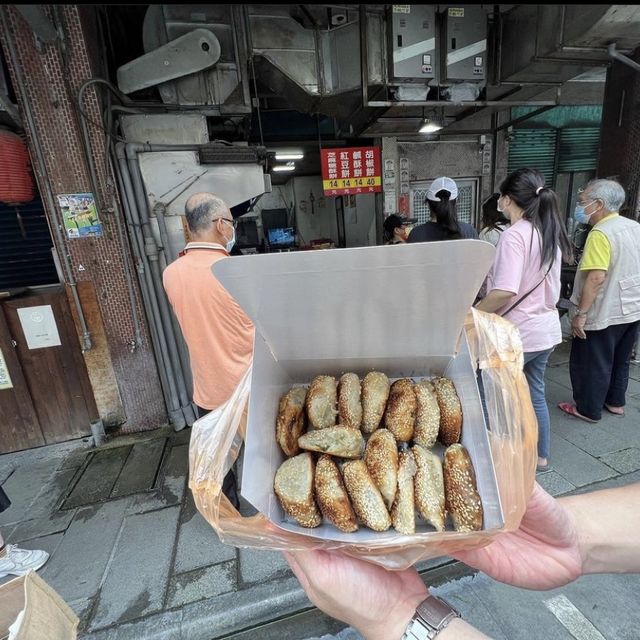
[57,193,102,238]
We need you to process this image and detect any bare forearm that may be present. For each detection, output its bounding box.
[560,483,640,576]
[368,611,489,640]
[439,618,492,639]
[475,289,516,314]
[371,598,491,640]
[577,271,605,312]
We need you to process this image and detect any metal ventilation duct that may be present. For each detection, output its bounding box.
[140,4,252,114]
[198,144,267,165]
[247,5,385,118]
[500,5,640,84]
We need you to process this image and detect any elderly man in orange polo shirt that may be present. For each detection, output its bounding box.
[163,193,254,508]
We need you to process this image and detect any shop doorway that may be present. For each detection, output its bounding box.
[410,178,479,227]
[0,287,98,453]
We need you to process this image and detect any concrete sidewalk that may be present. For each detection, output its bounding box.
[0,338,638,639]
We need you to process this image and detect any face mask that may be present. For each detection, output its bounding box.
[225,227,236,253]
[574,201,594,225]
[498,198,511,220]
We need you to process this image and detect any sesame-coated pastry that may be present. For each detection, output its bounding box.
[413,444,446,532]
[414,379,440,449]
[361,371,390,433]
[391,449,417,535]
[276,386,307,457]
[274,452,322,528]
[443,443,483,532]
[364,428,398,510]
[298,426,365,459]
[342,460,391,532]
[338,373,363,430]
[315,455,358,533]
[306,375,338,429]
[384,378,417,442]
[433,377,463,445]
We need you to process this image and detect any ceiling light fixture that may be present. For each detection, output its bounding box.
[273,164,296,172]
[274,150,304,161]
[419,118,443,134]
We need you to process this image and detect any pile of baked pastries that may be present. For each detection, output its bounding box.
[274,372,483,535]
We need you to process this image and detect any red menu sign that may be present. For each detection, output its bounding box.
[321,147,382,196]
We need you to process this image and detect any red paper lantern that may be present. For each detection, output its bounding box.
[0,130,34,204]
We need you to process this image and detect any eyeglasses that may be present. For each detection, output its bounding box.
[213,217,237,229]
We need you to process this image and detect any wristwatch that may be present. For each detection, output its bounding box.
[401,594,461,639]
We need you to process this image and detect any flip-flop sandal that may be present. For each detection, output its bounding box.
[604,405,625,417]
[557,402,598,423]
[536,464,553,473]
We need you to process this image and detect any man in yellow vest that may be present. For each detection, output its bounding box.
[559,179,640,422]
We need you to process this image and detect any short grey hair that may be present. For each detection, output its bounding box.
[585,179,626,213]
[184,193,230,233]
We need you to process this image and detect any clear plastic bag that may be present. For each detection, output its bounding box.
[189,308,537,570]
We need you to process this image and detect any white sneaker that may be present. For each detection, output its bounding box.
[0,545,49,579]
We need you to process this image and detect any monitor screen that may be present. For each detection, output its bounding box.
[268,227,295,247]
[236,219,259,246]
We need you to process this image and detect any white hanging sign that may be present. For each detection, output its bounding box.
[0,349,12,390]
[17,305,62,350]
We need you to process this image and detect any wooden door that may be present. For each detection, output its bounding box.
[0,308,45,452]
[1,287,98,448]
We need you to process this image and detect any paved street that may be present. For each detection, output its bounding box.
[0,338,639,639]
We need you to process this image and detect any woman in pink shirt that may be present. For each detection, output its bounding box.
[476,168,572,471]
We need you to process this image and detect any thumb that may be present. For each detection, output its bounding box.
[283,551,311,591]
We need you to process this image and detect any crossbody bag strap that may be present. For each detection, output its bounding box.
[500,261,553,317]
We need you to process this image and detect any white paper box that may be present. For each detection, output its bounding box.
[214,240,503,542]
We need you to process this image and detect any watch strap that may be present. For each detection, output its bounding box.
[402,595,461,639]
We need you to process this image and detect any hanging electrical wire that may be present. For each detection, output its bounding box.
[250,55,264,147]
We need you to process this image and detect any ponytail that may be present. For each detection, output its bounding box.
[500,168,573,267]
[429,190,461,239]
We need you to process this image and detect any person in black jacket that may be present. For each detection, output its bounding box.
[408,177,478,243]
[383,214,416,245]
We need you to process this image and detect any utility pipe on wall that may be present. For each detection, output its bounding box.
[608,43,640,74]
[115,144,186,429]
[126,147,195,426]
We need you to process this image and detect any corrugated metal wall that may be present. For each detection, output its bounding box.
[507,129,557,185]
[557,128,600,173]
[507,127,601,187]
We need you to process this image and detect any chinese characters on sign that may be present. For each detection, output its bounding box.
[321,147,382,196]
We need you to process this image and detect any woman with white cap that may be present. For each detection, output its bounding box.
[407,176,478,242]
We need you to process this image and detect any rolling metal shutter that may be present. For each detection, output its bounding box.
[557,128,600,173]
[0,195,58,290]
[507,129,557,186]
